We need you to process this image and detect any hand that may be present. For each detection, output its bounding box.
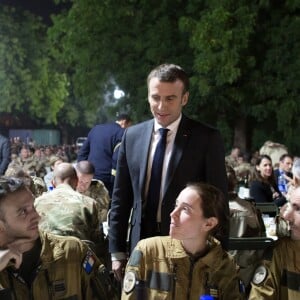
[0,248,22,271]
[112,259,127,281]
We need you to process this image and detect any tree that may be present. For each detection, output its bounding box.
[180,0,300,153]
[0,5,69,125]
[49,0,193,126]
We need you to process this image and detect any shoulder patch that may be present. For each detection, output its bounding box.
[123,271,136,293]
[252,265,268,285]
[82,250,96,274]
[128,249,143,267]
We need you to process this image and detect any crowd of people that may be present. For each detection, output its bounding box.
[0,63,299,299]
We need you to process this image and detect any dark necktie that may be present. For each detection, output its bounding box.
[143,128,169,237]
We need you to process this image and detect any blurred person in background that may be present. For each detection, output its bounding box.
[249,154,286,207]
[77,114,132,197]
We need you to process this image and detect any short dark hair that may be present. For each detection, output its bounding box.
[147,63,189,94]
[116,113,131,122]
[279,153,293,162]
[75,160,95,175]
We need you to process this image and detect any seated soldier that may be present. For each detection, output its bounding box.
[121,183,244,299]
[249,187,300,299]
[75,160,110,223]
[0,176,118,299]
[34,163,105,258]
[227,165,266,289]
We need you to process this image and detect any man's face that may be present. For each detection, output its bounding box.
[0,188,40,245]
[148,78,189,127]
[20,148,29,159]
[283,188,300,240]
[280,157,293,173]
[76,173,93,193]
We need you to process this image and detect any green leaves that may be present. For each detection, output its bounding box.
[0,6,69,124]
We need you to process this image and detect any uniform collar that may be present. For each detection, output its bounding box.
[166,236,223,268]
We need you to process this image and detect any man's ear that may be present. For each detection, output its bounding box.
[204,217,218,232]
[182,92,189,106]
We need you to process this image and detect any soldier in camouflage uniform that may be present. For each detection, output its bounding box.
[0,176,118,300]
[4,165,47,198]
[75,160,110,222]
[34,162,105,258]
[6,146,46,178]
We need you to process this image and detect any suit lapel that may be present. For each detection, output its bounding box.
[163,115,190,196]
[138,120,154,196]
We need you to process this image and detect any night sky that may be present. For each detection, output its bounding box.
[0,0,64,23]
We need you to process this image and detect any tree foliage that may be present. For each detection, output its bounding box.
[49,0,194,126]
[0,6,69,124]
[179,0,300,152]
[1,1,299,153]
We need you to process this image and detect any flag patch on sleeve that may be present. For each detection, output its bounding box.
[82,250,95,274]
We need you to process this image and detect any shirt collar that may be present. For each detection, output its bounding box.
[154,114,182,133]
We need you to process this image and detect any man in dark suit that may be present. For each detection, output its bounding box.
[108,64,228,281]
[77,114,131,197]
[274,153,293,195]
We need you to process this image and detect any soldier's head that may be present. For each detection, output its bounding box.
[0,177,40,248]
[75,161,95,193]
[20,147,29,160]
[53,163,78,190]
[170,182,228,248]
[49,156,64,171]
[282,187,300,240]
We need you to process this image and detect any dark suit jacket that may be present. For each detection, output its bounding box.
[249,180,286,207]
[77,122,124,196]
[108,115,228,253]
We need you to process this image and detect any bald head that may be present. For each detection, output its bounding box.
[53,163,78,189]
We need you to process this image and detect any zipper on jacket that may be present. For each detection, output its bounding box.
[171,264,177,300]
[187,257,196,300]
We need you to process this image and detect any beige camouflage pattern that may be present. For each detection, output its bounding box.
[30,176,47,197]
[7,156,46,177]
[34,183,104,252]
[82,179,110,222]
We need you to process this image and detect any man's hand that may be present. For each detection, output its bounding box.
[0,248,22,271]
[112,259,127,281]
